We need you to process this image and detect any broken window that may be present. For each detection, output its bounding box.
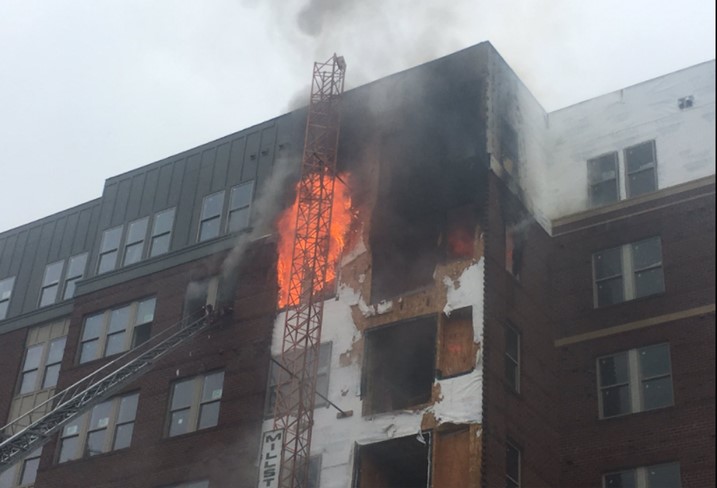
[355,434,430,488]
[504,224,525,280]
[437,307,474,378]
[363,316,436,414]
[183,277,220,322]
[588,152,619,207]
[625,140,657,198]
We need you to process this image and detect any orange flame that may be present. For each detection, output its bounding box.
[277,173,352,308]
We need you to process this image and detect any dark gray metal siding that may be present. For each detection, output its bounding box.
[0,200,100,320]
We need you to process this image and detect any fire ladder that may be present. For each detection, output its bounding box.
[0,306,222,474]
[272,54,346,488]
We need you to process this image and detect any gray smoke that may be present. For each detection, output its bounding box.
[220,154,299,283]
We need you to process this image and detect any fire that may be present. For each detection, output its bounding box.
[277,173,352,308]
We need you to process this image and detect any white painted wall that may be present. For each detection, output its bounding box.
[543,60,716,219]
[262,260,485,488]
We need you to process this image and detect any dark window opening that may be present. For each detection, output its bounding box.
[363,316,436,415]
[355,434,430,488]
[183,278,219,322]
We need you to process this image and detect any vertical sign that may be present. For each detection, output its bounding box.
[258,428,284,488]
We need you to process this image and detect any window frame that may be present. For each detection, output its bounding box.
[0,276,16,320]
[17,336,67,395]
[588,151,620,207]
[505,324,520,393]
[506,440,522,488]
[122,217,150,267]
[63,252,88,300]
[0,447,42,488]
[198,191,226,242]
[592,237,665,307]
[603,462,681,488]
[78,297,156,364]
[57,392,139,463]
[226,181,254,233]
[97,225,123,274]
[166,371,225,438]
[149,207,176,258]
[597,343,674,419]
[38,260,65,307]
[624,140,658,198]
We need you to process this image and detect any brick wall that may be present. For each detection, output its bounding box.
[33,240,277,488]
[482,174,561,488]
[0,327,27,423]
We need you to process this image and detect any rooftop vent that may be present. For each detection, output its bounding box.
[678,95,694,110]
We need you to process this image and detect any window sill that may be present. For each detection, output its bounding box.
[55,445,132,467]
[593,290,667,311]
[162,424,222,443]
[598,403,675,421]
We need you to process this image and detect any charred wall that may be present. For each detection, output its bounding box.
[337,45,491,303]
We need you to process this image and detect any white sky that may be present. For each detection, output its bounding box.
[0,0,714,233]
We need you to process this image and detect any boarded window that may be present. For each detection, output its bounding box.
[433,427,471,488]
[438,307,474,378]
[363,316,436,414]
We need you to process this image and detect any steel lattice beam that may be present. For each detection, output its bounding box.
[273,54,346,488]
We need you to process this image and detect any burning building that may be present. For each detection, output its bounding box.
[0,42,714,488]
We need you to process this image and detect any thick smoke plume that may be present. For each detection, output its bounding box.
[220,154,299,285]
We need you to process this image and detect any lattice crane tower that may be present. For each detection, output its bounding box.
[272,54,346,488]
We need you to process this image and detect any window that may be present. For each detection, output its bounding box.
[604,462,681,488]
[598,343,673,418]
[625,141,657,198]
[505,325,520,393]
[363,317,436,414]
[0,276,15,320]
[0,448,42,488]
[183,277,220,322]
[58,392,139,462]
[506,441,521,488]
[265,343,332,417]
[167,371,224,437]
[308,455,322,488]
[593,237,665,307]
[149,208,175,257]
[356,435,430,488]
[79,298,156,363]
[164,482,210,488]
[39,260,64,307]
[588,152,619,207]
[63,253,88,300]
[198,191,225,242]
[438,307,474,378]
[122,217,149,266]
[227,182,253,233]
[17,336,67,395]
[98,226,123,274]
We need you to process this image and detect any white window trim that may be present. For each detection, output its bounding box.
[587,139,658,207]
[122,217,150,267]
[58,392,138,463]
[0,276,16,320]
[597,343,674,419]
[63,252,88,301]
[226,181,254,233]
[18,336,67,395]
[197,191,226,242]
[603,462,681,488]
[592,237,664,307]
[97,225,124,274]
[79,297,156,364]
[149,207,176,258]
[167,371,225,437]
[505,325,520,393]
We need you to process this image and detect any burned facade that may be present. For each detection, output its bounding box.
[0,42,714,488]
